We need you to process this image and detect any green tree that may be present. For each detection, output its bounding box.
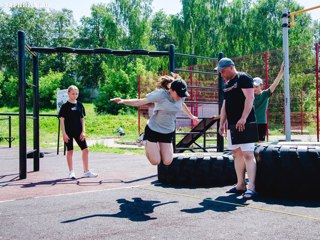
[109,0,152,49]
[40,9,77,75]
[0,71,4,106]
[94,67,134,114]
[74,4,122,88]
[1,76,19,107]
[150,10,174,51]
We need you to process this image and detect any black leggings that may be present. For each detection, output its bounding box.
[65,133,88,151]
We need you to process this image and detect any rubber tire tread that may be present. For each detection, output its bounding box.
[255,143,320,199]
[157,153,236,187]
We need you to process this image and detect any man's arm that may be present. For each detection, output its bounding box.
[269,63,284,93]
[237,88,254,130]
[219,100,227,136]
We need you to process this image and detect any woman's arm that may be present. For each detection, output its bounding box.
[182,103,199,125]
[110,98,150,107]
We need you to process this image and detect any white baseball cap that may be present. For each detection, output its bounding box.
[253,77,263,86]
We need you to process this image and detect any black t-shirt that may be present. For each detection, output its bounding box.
[223,72,256,126]
[58,101,86,135]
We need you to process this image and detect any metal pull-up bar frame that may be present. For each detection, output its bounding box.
[17,30,177,179]
[17,30,224,179]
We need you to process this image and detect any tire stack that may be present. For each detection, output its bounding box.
[158,152,237,187]
[255,142,320,199]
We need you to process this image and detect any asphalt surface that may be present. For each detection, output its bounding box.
[1,146,320,240]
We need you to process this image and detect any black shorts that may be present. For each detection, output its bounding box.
[65,132,88,151]
[143,125,174,143]
[257,124,267,141]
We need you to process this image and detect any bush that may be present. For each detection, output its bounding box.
[0,71,4,106]
[93,59,161,115]
[1,76,19,107]
[25,71,77,109]
[94,68,135,114]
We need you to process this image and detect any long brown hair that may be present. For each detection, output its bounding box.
[156,73,182,90]
[156,76,173,90]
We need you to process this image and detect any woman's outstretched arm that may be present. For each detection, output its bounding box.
[110,98,150,107]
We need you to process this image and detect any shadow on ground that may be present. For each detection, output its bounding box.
[61,197,178,223]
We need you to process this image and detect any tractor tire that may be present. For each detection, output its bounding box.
[255,142,320,199]
[157,152,236,187]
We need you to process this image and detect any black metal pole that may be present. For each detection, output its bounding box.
[57,118,60,155]
[217,52,224,152]
[169,44,177,152]
[18,30,27,179]
[33,54,40,171]
[169,44,175,73]
[9,116,12,148]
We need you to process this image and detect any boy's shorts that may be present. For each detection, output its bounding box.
[65,133,88,151]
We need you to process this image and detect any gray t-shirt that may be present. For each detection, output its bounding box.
[146,89,184,133]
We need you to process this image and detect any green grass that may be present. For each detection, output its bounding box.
[0,104,147,154]
[0,104,228,153]
[4,103,314,154]
[89,143,145,155]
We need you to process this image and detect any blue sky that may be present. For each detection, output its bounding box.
[0,0,319,22]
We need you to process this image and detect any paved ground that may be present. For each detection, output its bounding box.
[1,146,320,240]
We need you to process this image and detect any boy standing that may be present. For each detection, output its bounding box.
[59,85,97,179]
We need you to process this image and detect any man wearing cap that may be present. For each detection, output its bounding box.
[216,57,257,199]
[253,63,284,142]
[111,77,198,166]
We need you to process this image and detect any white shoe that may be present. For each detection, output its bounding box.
[82,170,98,178]
[68,171,76,179]
[136,132,145,147]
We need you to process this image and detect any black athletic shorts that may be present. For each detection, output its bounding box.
[143,125,174,143]
[65,132,88,151]
[257,123,267,142]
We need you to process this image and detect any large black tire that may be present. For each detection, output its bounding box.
[255,142,320,199]
[157,152,236,187]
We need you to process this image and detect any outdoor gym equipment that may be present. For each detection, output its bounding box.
[17,30,224,179]
[282,5,320,141]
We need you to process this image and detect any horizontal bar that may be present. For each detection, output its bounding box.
[175,131,217,135]
[175,53,217,60]
[176,116,218,120]
[184,101,219,104]
[149,51,169,56]
[176,146,217,150]
[30,47,56,53]
[188,86,218,90]
[0,113,57,117]
[29,47,169,56]
[175,69,218,75]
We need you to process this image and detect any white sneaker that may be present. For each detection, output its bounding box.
[136,132,145,147]
[68,171,76,179]
[82,170,98,178]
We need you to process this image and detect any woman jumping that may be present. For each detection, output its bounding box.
[111,75,198,166]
